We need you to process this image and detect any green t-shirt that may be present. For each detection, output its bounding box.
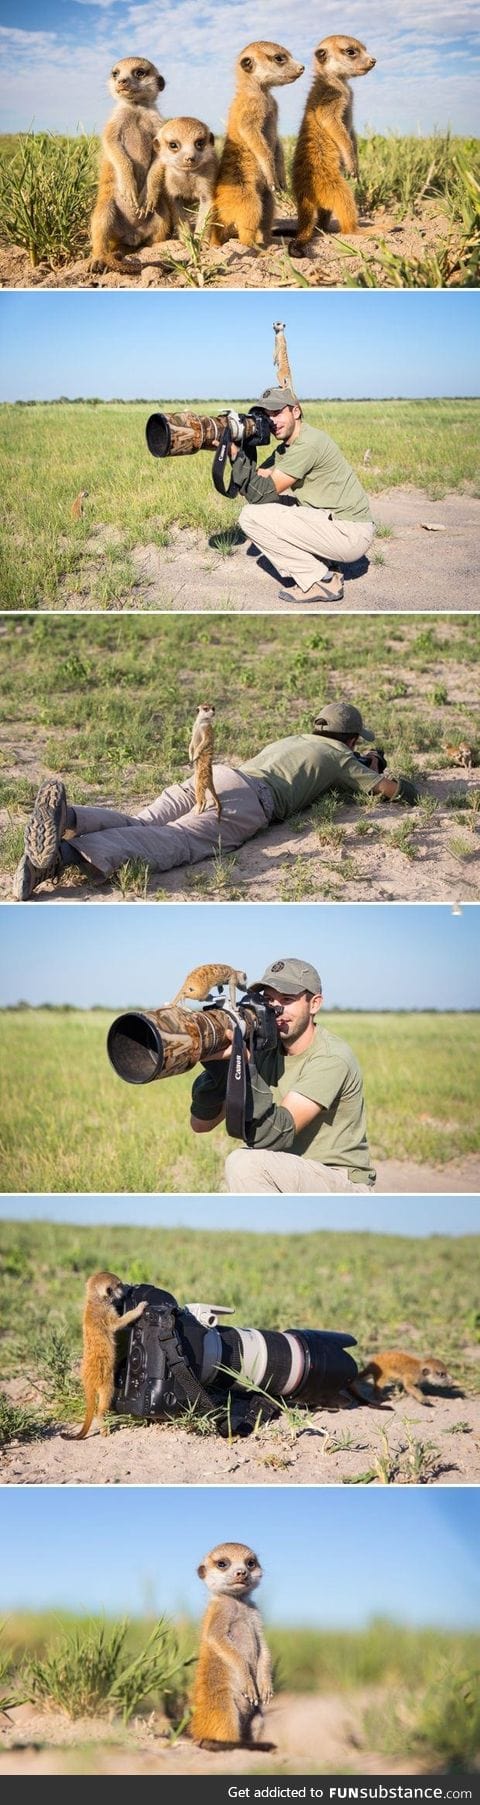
[274,422,372,522]
[242,733,379,822]
[258,1021,375,1183]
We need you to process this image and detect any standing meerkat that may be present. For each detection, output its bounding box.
[69,1271,146,1439]
[152,118,218,236]
[354,1351,453,1405]
[273,321,294,390]
[70,488,89,520]
[292,35,376,254]
[190,1543,274,1750]
[90,57,169,273]
[209,42,304,249]
[444,742,475,769]
[171,963,247,1007]
[188,704,222,819]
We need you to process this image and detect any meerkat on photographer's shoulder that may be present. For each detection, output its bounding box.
[152,118,218,236]
[66,1271,146,1439]
[188,704,222,819]
[292,35,375,254]
[190,1543,274,1750]
[210,41,304,249]
[90,57,169,272]
[171,963,247,1007]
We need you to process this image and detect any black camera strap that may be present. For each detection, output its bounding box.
[225,1019,247,1139]
[156,1305,220,1419]
[211,428,258,499]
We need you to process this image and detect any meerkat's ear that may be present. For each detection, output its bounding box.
[315,47,328,64]
[240,55,254,72]
[155,71,166,91]
[209,131,215,144]
[197,1563,206,1578]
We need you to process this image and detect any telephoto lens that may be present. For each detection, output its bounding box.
[145,406,271,459]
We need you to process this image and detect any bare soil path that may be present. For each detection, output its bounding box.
[55,491,480,612]
[0,1688,438,1774]
[2,1388,478,1489]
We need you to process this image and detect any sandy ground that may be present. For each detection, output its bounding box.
[0,1686,435,1776]
[2,1384,478,1488]
[54,490,480,613]
[0,200,462,292]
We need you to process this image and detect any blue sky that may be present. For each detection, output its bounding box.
[1,292,479,402]
[0,903,478,1011]
[0,1,479,135]
[0,1489,478,1625]
[1,1193,478,1235]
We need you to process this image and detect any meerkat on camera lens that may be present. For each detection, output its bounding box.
[354,1350,453,1405]
[69,1271,146,1439]
[152,117,218,236]
[292,35,375,254]
[90,57,169,272]
[171,963,247,1007]
[209,42,304,249]
[188,703,222,819]
[190,1542,274,1750]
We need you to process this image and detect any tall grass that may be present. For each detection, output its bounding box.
[0,133,98,267]
[366,1657,480,1768]
[25,1616,191,1721]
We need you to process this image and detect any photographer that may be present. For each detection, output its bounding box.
[225,386,375,603]
[190,957,376,1195]
[13,702,417,899]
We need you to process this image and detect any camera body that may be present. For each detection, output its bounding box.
[112,1285,359,1436]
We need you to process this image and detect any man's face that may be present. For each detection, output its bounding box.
[267,404,300,441]
[263,987,321,1045]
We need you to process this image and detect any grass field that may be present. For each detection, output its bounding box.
[0,1009,479,1193]
[1,398,479,608]
[0,130,479,287]
[1,1217,478,1439]
[1,1611,479,1770]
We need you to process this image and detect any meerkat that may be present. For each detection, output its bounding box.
[445,742,475,769]
[90,57,169,273]
[273,321,294,390]
[190,1543,274,1750]
[209,42,304,249]
[292,35,376,254]
[69,1271,147,1439]
[354,1351,453,1405]
[71,489,89,520]
[171,963,247,1008]
[152,118,218,236]
[188,703,222,819]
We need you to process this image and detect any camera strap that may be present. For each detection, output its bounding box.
[156,1305,220,1419]
[211,428,258,499]
[225,1019,247,1139]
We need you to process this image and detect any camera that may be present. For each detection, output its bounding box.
[112,1284,359,1437]
[145,407,271,461]
[107,991,280,1086]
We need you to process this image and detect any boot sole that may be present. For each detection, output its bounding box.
[25,779,67,871]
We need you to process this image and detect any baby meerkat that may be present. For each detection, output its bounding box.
[444,742,475,769]
[190,1542,274,1750]
[292,35,376,254]
[355,1351,453,1405]
[188,703,222,819]
[90,56,169,273]
[70,1271,146,1439]
[152,118,218,236]
[210,41,304,249]
[171,963,247,1008]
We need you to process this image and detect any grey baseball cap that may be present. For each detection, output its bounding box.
[249,957,322,997]
[314,701,375,742]
[252,386,298,411]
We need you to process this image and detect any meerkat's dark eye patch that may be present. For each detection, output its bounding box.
[272,53,287,63]
[345,47,358,56]
[112,68,119,78]
[215,1559,229,1569]
[168,141,180,151]
[195,139,206,151]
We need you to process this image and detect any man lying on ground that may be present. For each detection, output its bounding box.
[13,699,418,899]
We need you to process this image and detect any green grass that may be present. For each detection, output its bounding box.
[0,615,478,844]
[0,1009,479,1192]
[0,397,479,607]
[0,1216,478,1439]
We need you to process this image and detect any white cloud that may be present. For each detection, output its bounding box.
[0,0,479,134]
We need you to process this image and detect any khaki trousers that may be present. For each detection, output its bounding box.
[239,501,375,592]
[68,766,274,876]
[224,1149,375,1195]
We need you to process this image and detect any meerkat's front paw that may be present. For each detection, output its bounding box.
[260,1686,273,1704]
[121,186,141,215]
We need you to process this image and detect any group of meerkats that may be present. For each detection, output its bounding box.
[90,34,376,271]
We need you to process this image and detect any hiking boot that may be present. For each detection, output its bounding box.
[12,852,47,900]
[24,778,67,871]
[278,575,344,604]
